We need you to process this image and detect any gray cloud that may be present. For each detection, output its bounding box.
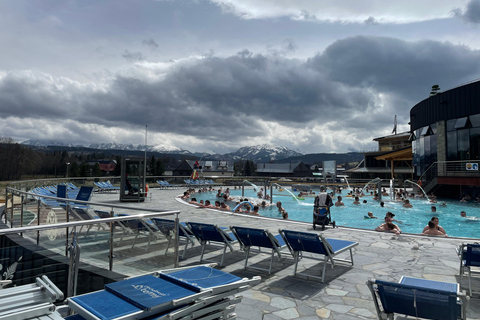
[364,16,379,25]
[2,36,480,152]
[142,39,159,49]
[309,36,480,103]
[122,50,145,62]
[454,0,480,24]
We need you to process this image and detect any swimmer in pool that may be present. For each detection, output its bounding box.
[365,212,377,219]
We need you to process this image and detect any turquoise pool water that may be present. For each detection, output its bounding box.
[189,188,480,238]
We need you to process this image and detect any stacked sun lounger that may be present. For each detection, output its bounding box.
[66,264,261,320]
[0,275,64,319]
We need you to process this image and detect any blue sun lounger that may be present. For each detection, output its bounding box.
[70,207,105,237]
[66,264,261,320]
[94,210,132,245]
[367,277,468,320]
[458,243,480,295]
[279,229,358,282]
[151,218,196,258]
[117,213,159,251]
[186,222,238,266]
[230,226,287,274]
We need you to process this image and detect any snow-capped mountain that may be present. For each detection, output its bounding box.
[21,140,302,161]
[225,144,303,162]
[21,139,80,148]
[22,140,191,154]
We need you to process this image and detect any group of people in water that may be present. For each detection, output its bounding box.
[373,212,448,237]
[179,185,476,235]
[179,186,288,219]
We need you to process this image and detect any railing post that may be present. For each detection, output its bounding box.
[109,208,115,271]
[9,190,15,228]
[65,203,70,256]
[37,199,41,245]
[174,215,179,268]
[20,195,24,237]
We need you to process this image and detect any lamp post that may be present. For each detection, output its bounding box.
[66,162,70,179]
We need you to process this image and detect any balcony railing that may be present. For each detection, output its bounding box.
[1,184,181,298]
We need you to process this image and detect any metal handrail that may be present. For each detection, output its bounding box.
[0,210,180,236]
[6,187,170,212]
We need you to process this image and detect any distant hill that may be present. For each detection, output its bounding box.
[21,140,362,164]
[279,152,363,166]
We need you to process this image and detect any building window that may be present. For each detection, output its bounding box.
[447,131,458,160]
[447,119,456,131]
[457,129,470,160]
[470,114,480,127]
[470,128,480,160]
[454,117,469,129]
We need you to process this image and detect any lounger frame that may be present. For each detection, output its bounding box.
[279,229,357,282]
[230,226,286,274]
[186,222,237,266]
[367,278,468,320]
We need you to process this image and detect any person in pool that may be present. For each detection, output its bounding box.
[352,196,360,205]
[365,212,377,219]
[250,205,260,216]
[375,216,401,234]
[220,202,231,211]
[385,211,402,223]
[422,221,447,237]
[422,216,446,235]
[276,201,288,219]
[335,196,344,207]
[402,199,413,208]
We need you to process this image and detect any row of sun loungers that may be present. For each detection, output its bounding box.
[30,185,93,208]
[94,181,121,193]
[0,266,260,320]
[2,213,476,319]
[156,180,182,189]
[184,179,219,187]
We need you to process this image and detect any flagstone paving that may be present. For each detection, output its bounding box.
[93,188,480,319]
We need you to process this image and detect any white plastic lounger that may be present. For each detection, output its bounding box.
[66,264,261,320]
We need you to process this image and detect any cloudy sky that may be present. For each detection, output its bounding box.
[1,0,480,154]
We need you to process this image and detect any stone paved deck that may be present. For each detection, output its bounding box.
[92,187,480,319]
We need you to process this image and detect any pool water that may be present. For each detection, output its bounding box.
[189,188,480,238]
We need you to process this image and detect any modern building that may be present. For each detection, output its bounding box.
[255,162,312,177]
[173,160,235,177]
[347,132,413,182]
[410,79,480,198]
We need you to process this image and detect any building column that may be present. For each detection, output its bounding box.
[437,120,446,175]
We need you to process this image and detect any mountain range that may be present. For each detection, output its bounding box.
[21,140,362,164]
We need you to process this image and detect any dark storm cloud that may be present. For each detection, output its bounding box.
[454,0,480,24]
[2,36,480,145]
[309,36,480,103]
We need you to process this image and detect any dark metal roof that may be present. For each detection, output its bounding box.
[410,79,480,131]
